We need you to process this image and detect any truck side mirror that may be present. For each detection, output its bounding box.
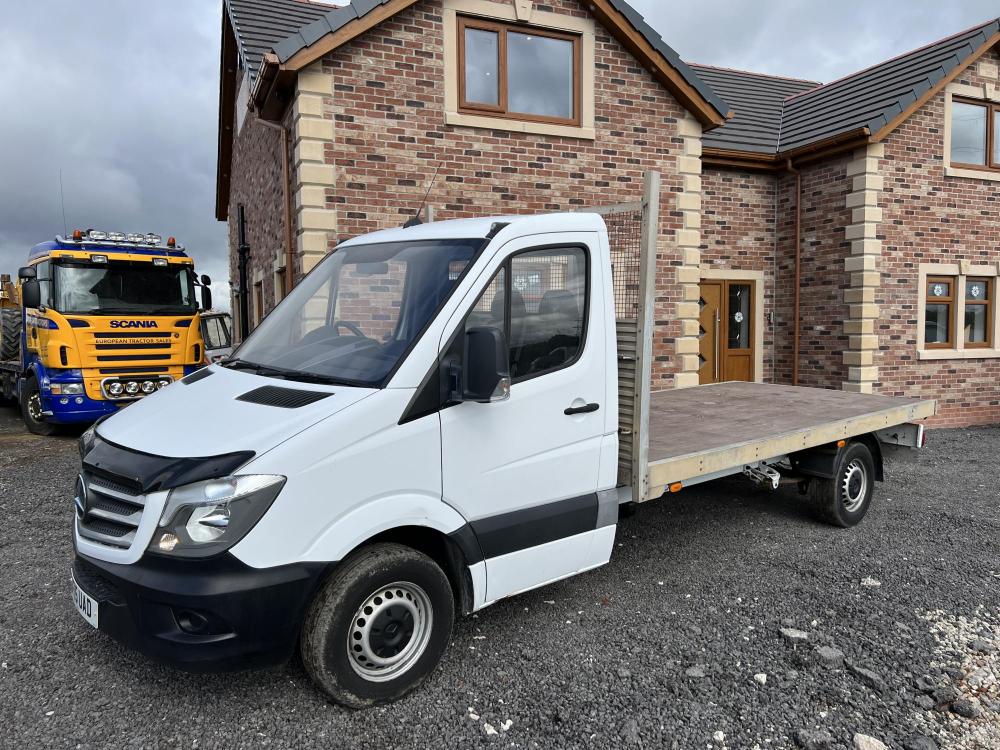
[18,266,36,280]
[200,285,213,311]
[21,279,41,308]
[461,327,511,403]
[201,274,212,286]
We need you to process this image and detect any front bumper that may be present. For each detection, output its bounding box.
[73,550,330,672]
[43,391,121,424]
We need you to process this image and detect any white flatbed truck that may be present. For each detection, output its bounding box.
[70,212,934,707]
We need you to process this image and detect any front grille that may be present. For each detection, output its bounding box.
[89,473,141,496]
[85,518,132,538]
[77,470,147,550]
[83,330,183,368]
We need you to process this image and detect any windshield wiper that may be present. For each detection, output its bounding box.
[220,358,348,386]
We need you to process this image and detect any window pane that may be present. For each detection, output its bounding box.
[967,280,989,301]
[464,28,499,106]
[965,305,988,344]
[727,284,751,349]
[995,110,1000,164]
[509,248,586,379]
[927,280,951,299]
[507,32,574,119]
[925,304,951,345]
[951,102,987,165]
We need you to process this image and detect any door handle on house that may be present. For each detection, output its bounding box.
[564,403,600,415]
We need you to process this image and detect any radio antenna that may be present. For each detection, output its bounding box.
[404,161,442,228]
[59,169,68,236]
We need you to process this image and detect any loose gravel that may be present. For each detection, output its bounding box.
[0,402,997,749]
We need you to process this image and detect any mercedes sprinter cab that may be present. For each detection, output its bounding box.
[72,212,932,707]
[74,213,614,706]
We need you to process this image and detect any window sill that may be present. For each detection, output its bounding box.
[917,348,1000,361]
[445,110,595,140]
[944,165,1000,182]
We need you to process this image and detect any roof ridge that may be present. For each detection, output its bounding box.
[687,62,821,87]
[784,16,1000,103]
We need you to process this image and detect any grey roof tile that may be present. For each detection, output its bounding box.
[688,65,818,154]
[226,0,729,120]
[226,0,331,83]
[777,18,999,153]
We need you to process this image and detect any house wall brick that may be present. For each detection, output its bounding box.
[877,48,1000,427]
[700,167,777,381]
[769,158,853,389]
[226,75,293,337]
[315,0,690,390]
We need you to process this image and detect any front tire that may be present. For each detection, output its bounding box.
[809,442,875,527]
[301,543,454,708]
[19,377,57,436]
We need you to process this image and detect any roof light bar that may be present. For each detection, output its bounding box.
[126,233,144,243]
[145,234,162,246]
[88,230,108,241]
[107,232,126,242]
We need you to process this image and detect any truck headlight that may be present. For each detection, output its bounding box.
[149,475,285,558]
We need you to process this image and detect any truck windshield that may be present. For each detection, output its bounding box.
[233,238,483,386]
[53,261,197,315]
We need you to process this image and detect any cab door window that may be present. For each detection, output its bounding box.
[462,246,588,384]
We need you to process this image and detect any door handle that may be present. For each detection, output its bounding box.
[565,403,600,415]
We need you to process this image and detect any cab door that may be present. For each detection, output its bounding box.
[440,234,614,606]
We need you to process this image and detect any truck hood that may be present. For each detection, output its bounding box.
[95,365,376,458]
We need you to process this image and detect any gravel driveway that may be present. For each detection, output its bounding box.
[1,402,997,750]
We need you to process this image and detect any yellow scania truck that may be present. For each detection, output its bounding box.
[0,229,211,435]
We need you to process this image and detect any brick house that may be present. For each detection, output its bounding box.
[216,0,1000,427]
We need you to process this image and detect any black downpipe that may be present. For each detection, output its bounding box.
[236,205,251,343]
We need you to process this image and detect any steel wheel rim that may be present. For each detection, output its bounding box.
[841,458,868,512]
[27,392,43,421]
[348,581,433,683]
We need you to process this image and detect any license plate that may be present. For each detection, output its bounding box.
[72,575,99,629]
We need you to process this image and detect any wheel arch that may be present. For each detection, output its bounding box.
[853,433,884,482]
[358,526,478,616]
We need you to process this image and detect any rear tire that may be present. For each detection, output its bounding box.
[301,543,454,709]
[0,308,20,362]
[809,442,875,527]
[19,377,57,436]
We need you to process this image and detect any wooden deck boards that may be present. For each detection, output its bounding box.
[644,382,936,494]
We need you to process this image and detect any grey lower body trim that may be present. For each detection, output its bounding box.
[596,489,619,529]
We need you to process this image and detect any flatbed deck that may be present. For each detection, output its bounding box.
[643,382,937,496]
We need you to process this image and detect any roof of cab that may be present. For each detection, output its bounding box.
[336,213,608,248]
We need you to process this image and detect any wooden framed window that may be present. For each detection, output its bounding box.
[964,277,993,348]
[951,98,1000,171]
[924,277,955,349]
[458,16,581,126]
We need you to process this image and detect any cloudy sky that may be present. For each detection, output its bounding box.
[1,0,996,307]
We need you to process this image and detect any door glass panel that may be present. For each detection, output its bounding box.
[727,284,751,350]
[507,32,574,120]
[965,305,987,344]
[925,304,950,344]
[464,28,500,106]
[509,247,586,380]
[928,280,951,298]
[951,102,987,165]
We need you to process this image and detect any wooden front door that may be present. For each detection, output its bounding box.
[698,280,755,384]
